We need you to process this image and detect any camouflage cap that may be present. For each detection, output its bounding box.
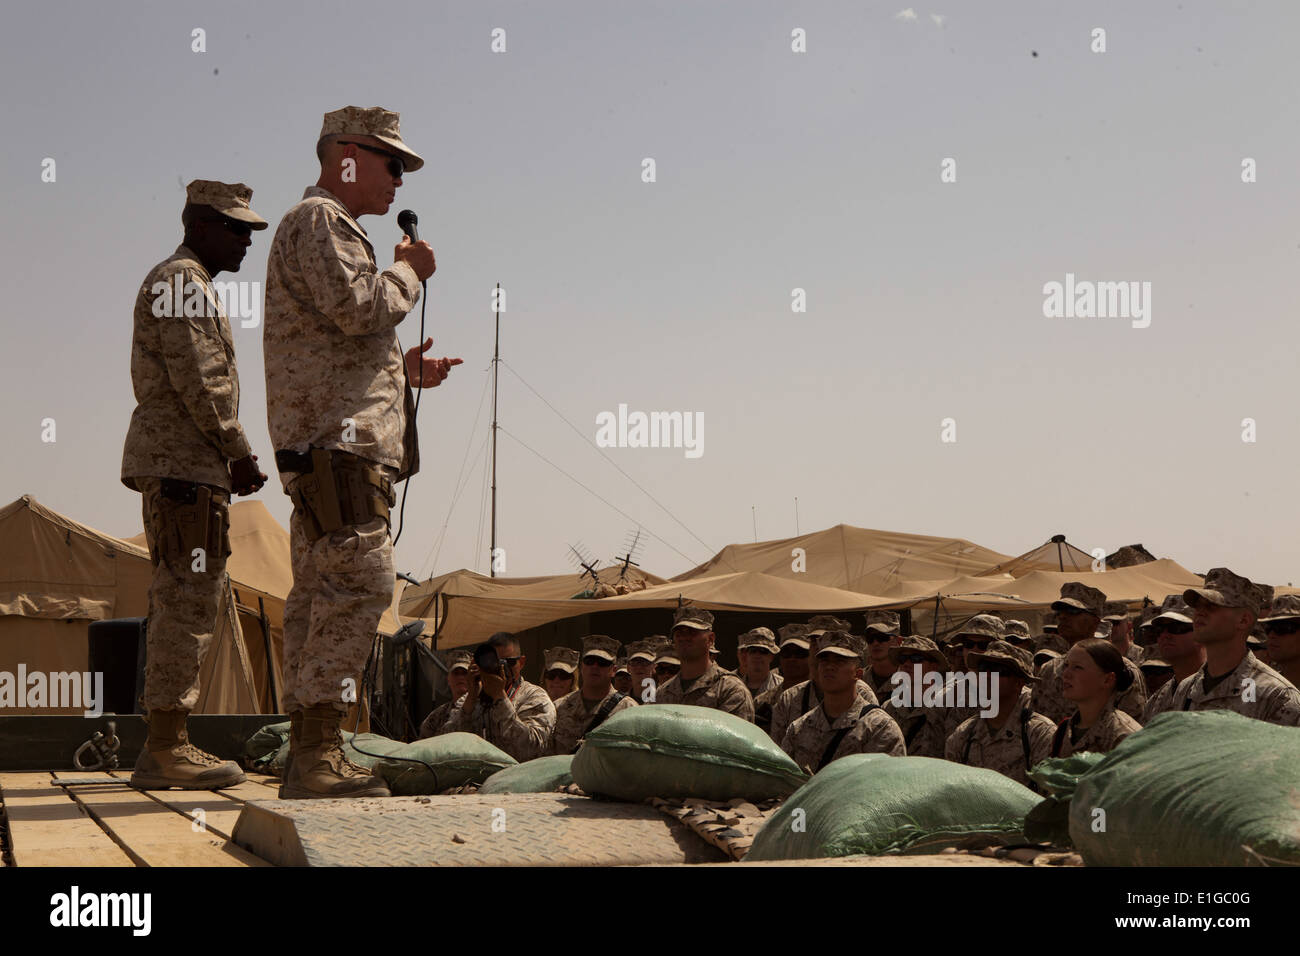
[1094,620,1113,639]
[1139,656,1173,671]
[1032,648,1062,665]
[1001,620,1032,642]
[614,656,629,673]
[1036,633,1069,655]
[1051,582,1106,618]
[954,614,1004,640]
[672,606,714,631]
[543,647,579,674]
[864,610,901,635]
[738,627,779,653]
[1259,593,1300,623]
[1152,594,1194,626]
[967,640,1037,683]
[888,635,949,669]
[816,630,866,664]
[446,650,472,672]
[185,180,268,229]
[319,105,425,171]
[581,634,620,662]
[1101,601,1131,622]
[806,614,852,636]
[654,644,682,666]
[1184,568,1273,616]
[777,622,811,650]
[627,637,667,662]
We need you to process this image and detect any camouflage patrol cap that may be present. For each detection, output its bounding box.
[614,657,629,675]
[1032,648,1061,667]
[543,647,579,674]
[654,644,682,666]
[1042,609,1059,635]
[672,606,714,631]
[1184,568,1273,616]
[446,650,472,672]
[806,614,852,636]
[1001,620,1032,643]
[319,106,425,171]
[627,637,667,662]
[888,635,949,669]
[954,614,1004,640]
[1259,593,1300,623]
[816,630,866,664]
[777,622,811,650]
[581,634,620,663]
[738,627,779,654]
[864,610,901,635]
[1036,633,1068,655]
[1094,620,1113,639]
[1151,594,1194,626]
[1139,656,1173,672]
[185,180,268,229]
[1101,601,1131,622]
[1051,582,1106,618]
[967,640,1037,683]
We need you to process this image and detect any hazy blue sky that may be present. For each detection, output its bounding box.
[4,1,1299,587]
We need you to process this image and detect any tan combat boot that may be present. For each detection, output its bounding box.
[278,704,390,799]
[130,709,246,790]
[279,709,303,781]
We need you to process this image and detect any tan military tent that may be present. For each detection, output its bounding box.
[0,495,260,715]
[975,535,1097,576]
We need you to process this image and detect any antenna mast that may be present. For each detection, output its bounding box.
[490,282,500,577]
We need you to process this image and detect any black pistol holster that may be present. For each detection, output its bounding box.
[280,447,396,544]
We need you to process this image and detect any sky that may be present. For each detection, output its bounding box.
[3,0,1299,588]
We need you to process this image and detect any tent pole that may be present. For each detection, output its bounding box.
[490,282,500,578]
[257,596,277,713]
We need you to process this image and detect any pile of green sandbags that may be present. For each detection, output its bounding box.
[243,721,407,775]
[1023,753,1107,846]
[747,754,1041,860]
[479,755,575,794]
[571,704,807,802]
[374,732,516,795]
[1069,711,1300,866]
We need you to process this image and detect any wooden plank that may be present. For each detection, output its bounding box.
[51,771,269,867]
[0,772,134,867]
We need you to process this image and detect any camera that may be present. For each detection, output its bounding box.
[474,642,509,677]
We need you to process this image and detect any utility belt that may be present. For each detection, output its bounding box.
[278,448,396,544]
[157,479,230,564]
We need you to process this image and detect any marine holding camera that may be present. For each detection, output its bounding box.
[438,631,557,762]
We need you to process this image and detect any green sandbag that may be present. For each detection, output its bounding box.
[375,732,517,795]
[242,721,407,775]
[571,704,807,802]
[479,755,575,794]
[1070,711,1300,866]
[1023,753,1107,846]
[747,754,1041,860]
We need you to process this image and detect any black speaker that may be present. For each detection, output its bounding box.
[86,617,147,714]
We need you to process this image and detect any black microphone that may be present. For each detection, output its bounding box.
[397,209,419,243]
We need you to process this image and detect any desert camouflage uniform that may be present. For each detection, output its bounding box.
[1167,651,1300,727]
[780,698,904,773]
[264,185,420,713]
[549,686,637,755]
[864,666,900,699]
[1122,643,1145,664]
[655,661,755,721]
[745,671,784,701]
[442,680,557,762]
[417,700,454,740]
[883,692,967,760]
[1032,654,1147,724]
[1050,705,1141,758]
[123,246,249,711]
[1141,676,1182,724]
[944,690,1056,786]
[769,679,877,744]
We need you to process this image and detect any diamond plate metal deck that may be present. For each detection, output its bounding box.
[230,793,729,867]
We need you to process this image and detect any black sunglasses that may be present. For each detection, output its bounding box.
[1264,619,1300,636]
[779,647,809,659]
[897,653,930,665]
[582,655,612,667]
[544,669,573,681]
[961,638,995,650]
[199,214,253,238]
[654,664,680,675]
[337,140,405,178]
[1154,622,1194,636]
[865,633,893,644]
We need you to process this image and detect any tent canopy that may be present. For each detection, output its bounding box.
[975,535,1097,577]
[669,524,1011,595]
